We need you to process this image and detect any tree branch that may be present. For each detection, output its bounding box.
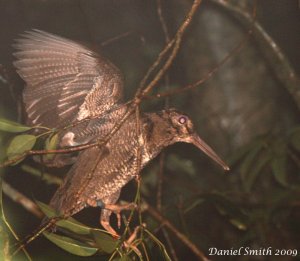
[144,202,210,261]
[137,0,203,99]
[2,181,43,218]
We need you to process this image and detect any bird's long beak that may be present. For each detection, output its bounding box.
[188,134,230,171]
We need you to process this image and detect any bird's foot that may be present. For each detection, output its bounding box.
[123,225,143,257]
[99,222,143,257]
[97,201,137,238]
[105,202,137,229]
[100,220,120,239]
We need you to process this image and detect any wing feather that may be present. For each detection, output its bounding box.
[13,29,124,128]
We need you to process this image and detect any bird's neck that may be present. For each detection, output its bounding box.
[140,113,174,165]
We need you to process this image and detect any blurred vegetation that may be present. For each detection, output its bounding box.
[0,0,300,260]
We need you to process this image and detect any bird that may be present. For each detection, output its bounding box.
[13,30,229,237]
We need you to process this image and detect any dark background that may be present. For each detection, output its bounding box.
[0,0,300,260]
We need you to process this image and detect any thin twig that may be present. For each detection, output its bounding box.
[2,181,43,218]
[1,0,203,169]
[157,0,170,43]
[150,0,257,99]
[101,31,134,47]
[138,0,203,99]
[162,228,179,261]
[144,202,210,261]
[0,141,97,168]
[9,0,205,253]
[155,0,171,212]
[12,217,63,257]
[156,2,179,259]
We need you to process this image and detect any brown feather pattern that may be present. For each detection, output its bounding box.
[13,29,123,128]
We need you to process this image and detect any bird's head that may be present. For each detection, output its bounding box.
[156,109,229,171]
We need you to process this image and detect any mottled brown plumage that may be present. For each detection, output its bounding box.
[13,30,229,236]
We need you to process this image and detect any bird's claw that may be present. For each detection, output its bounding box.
[106,202,137,229]
[122,226,142,257]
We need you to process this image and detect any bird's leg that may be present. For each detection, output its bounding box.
[104,202,137,229]
[95,200,136,238]
[98,201,142,255]
[100,209,119,238]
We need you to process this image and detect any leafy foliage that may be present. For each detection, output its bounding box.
[0,118,31,133]
[0,1,300,261]
[6,134,36,164]
[34,200,173,260]
[43,232,98,257]
[44,134,59,161]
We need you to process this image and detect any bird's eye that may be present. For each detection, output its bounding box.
[178,116,187,124]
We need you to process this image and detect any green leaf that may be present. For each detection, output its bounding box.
[36,201,91,235]
[36,201,60,218]
[0,118,31,133]
[271,156,288,187]
[270,139,289,187]
[240,142,264,182]
[6,134,36,164]
[91,230,119,254]
[184,198,205,213]
[57,218,92,236]
[43,231,98,257]
[44,133,59,160]
[242,151,271,192]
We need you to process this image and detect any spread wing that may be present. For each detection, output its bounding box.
[13,29,124,128]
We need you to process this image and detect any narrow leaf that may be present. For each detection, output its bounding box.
[57,218,92,236]
[44,133,59,160]
[270,139,289,187]
[43,231,98,257]
[0,118,31,133]
[242,151,271,192]
[240,142,264,182]
[91,230,119,254]
[271,156,288,187]
[6,134,36,164]
[36,201,91,235]
[184,198,205,213]
[36,201,60,218]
